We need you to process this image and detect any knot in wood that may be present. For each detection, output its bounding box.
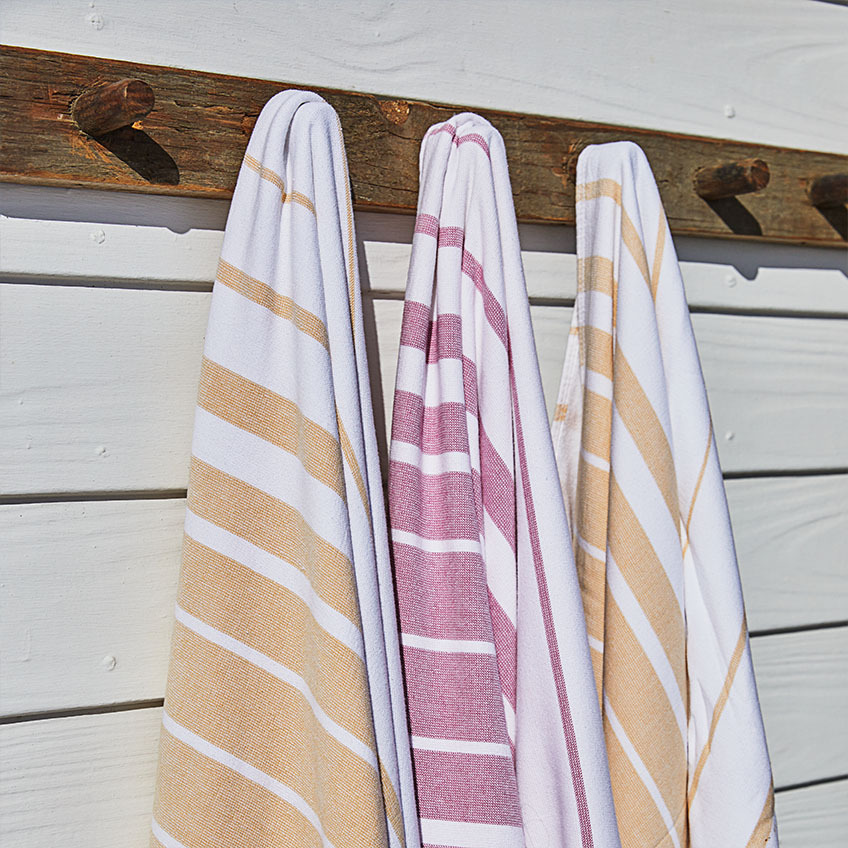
[380,100,410,125]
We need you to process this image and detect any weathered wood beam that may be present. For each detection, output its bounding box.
[1,45,845,245]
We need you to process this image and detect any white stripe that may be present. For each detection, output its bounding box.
[173,605,378,771]
[184,510,364,658]
[588,634,604,653]
[483,509,518,622]
[604,697,681,848]
[420,817,525,848]
[161,712,337,848]
[151,818,190,848]
[391,528,481,555]
[585,367,613,401]
[576,533,606,564]
[502,695,516,746]
[607,553,687,740]
[390,440,471,475]
[581,446,610,473]
[402,632,496,655]
[192,407,350,555]
[411,735,512,758]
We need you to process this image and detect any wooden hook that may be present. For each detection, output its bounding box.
[693,158,770,200]
[71,78,155,136]
[806,174,848,208]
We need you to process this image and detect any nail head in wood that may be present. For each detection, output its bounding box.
[806,174,848,208]
[71,78,155,136]
[693,158,770,200]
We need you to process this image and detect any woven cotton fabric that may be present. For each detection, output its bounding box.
[552,141,777,848]
[388,113,621,848]
[151,90,420,848]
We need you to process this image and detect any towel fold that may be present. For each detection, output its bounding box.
[552,140,777,848]
[389,113,621,848]
[151,90,420,848]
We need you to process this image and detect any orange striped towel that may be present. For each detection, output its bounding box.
[150,91,420,848]
[552,141,777,847]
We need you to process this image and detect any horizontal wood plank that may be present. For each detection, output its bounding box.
[752,626,848,788]
[730,475,848,632]
[2,475,844,717]
[0,708,161,848]
[0,499,183,716]
[1,45,846,245]
[2,285,846,495]
[774,779,848,848]
[4,212,848,313]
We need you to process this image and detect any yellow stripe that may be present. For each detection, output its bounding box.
[553,402,569,422]
[604,597,687,825]
[608,474,687,703]
[687,620,749,804]
[216,258,329,351]
[614,348,679,524]
[188,456,359,624]
[580,388,613,465]
[166,621,390,848]
[198,357,346,500]
[154,726,324,848]
[604,714,687,848]
[745,782,775,848]
[650,210,666,301]
[244,153,316,215]
[180,534,372,743]
[337,416,371,519]
[577,256,616,297]
[681,433,712,560]
[577,178,651,289]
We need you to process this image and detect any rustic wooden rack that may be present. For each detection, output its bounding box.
[1,45,846,246]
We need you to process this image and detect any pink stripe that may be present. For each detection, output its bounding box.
[415,212,440,238]
[479,424,516,552]
[455,132,491,157]
[399,300,432,351]
[414,750,522,826]
[403,647,511,745]
[389,462,479,541]
[511,371,594,848]
[391,393,472,455]
[393,545,491,642]
[488,591,517,710]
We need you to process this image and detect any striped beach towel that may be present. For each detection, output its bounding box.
[552,141,777,847]
[389,113,621,848]
[151,90,420,848]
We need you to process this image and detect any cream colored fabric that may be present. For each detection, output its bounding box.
[552,141,777,848]
[150,90,419,848]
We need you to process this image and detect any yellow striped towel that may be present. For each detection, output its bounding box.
[150,90,420,848]
[552,141,777,848]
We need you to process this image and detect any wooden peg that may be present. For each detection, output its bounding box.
[693,158,770,200]
[71,78,155,136]
[806,174,848,208]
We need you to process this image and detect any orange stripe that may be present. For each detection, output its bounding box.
[577,256,616,297]
[154,726,325,848]
[681,433,712,559]
[604,597,687,825]
[688,620,749,804]
[608,474,687,703]
[650,211,666,301]
[244,153,316,215]
[198,357,346,499]
[188,456,359,624]
[166,621,390,848]
[614,347,679,524]
[180,534,371,743]
[745,782,775,848]
[216,258,329,351]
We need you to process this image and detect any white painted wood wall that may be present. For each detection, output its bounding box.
[2,1,847,845]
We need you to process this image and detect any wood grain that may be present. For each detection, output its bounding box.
[1,45,845,245]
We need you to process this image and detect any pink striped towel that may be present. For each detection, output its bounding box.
[388,113,621,848]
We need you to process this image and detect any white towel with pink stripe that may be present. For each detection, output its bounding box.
[388,113,621,848]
